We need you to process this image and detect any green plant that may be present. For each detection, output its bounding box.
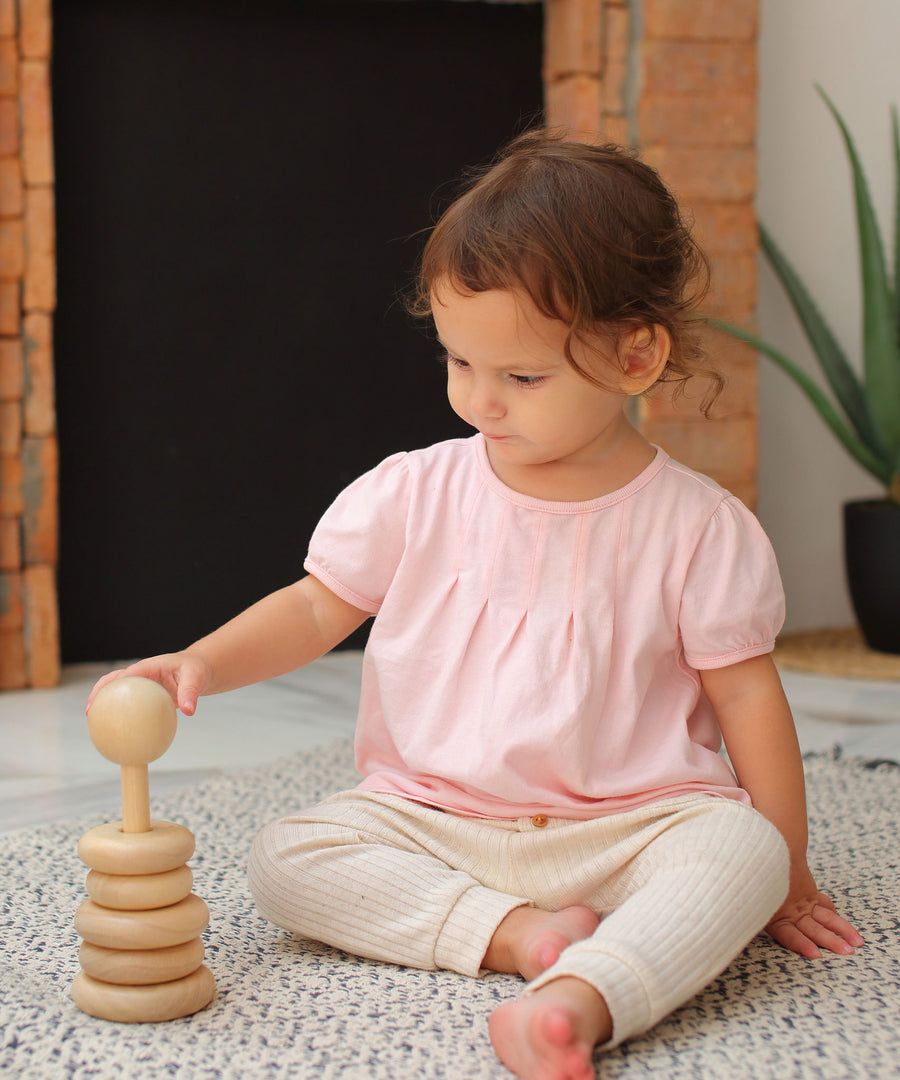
[714,86,900,505]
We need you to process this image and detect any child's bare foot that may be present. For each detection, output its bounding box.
[489,977,612,1080]
[483,906,599,982]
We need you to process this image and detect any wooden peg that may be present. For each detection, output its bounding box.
[87,677,177,833]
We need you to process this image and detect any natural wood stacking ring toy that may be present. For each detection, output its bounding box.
[71,676,216,1022]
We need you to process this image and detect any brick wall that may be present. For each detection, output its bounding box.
[544,0,761,507]
[0,0,58,689]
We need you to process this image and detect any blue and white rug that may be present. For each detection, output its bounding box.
[1,739,897,1079]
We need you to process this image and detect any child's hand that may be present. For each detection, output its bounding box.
[765,865,864,958]
[86,652,212,718]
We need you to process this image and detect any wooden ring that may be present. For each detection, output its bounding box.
[86,865,193,910]
[75,893,209,950]
[78,821,195,875]
[78,937,205,986]
[72,964,215,1022]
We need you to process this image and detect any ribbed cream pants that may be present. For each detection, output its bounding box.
[247,789,789,1047]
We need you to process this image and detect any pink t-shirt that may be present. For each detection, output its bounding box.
[305,436,785,819]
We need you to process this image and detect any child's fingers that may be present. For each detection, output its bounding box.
[173,668,204,716]
[808,902,864,948]
[84,656,204,716]
[768,903,863,958]
[767,917,822,958]
[85,671,119,712]
[796,913,856,955]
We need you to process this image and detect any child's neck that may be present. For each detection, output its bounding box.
[485,426,657,503]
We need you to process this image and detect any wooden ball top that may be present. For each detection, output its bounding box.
[87,677,177,766]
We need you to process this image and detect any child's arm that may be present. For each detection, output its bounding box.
[700,654,864,958]
[86,574,370,716]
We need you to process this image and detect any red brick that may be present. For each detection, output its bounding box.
[605,2,630,59]
[545,74,603,140]
[0,280,17,334]
[0,567,22,630]
[0,627,27,687]
[0,514,20,569]
[713,354,757,419]
[0,397,19,453]
[0,1,15,38]
[0,450,23,514]
[642,0,757,41]
[23,184,54,310]
[22,432,56,563]
[0,336,22,398]
[642,41,756,96]
[638,94,756,146]
[640,412,757,479]
[20,59,53,185]
[23,310,53,433]
[543,0,602,81]
[600,113,631,147]
[0,156,22,216]
[0,97,18,158]
[24,562,59,687]
[0,36,16,96]
[690,201,758,256]
[0,218,23,279]
[641,144,756,203]
[19,0,52,61]
[705,252,757,317]
[602,3,630,115]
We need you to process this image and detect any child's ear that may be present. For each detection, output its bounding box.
[618,325,671,395]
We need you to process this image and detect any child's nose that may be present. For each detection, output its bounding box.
[468,379,505,419]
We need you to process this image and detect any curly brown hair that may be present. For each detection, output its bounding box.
[410,130,722,412]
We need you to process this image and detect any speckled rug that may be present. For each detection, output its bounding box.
[1,738,898,1079]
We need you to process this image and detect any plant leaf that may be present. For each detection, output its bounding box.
[817,85,900,452]
[711,318,893,486]
[893,104,900,341]
[759,223,887,460]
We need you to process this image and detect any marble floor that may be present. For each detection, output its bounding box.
[1,652,898,837]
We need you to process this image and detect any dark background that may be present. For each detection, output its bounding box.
[52,0,544,661]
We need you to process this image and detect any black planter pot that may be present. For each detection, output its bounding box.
[844,499,900,654]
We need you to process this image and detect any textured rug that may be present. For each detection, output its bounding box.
[1,738,898,1080]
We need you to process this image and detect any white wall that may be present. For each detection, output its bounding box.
[756,0,900,630]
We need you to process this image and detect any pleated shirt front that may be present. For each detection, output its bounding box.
[305,436,785,819]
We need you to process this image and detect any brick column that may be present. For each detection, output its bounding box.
[0,0,58,689]
[544,0,761,507]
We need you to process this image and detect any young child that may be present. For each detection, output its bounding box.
[89,131,862,1080]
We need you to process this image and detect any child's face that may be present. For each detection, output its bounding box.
[432,285,633,473]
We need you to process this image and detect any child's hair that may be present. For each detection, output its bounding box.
[410,129,722,411]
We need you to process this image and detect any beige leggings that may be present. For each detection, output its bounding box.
[247,789,789,1047]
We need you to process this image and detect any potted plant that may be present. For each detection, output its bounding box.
[715,87,900,654]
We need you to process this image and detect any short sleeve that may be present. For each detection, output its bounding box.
[680,496,785,669]
[303,452,411,614]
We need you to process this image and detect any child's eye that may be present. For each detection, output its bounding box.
[439,352,470,372]
[509,374,546,389]
[439,352,545,388]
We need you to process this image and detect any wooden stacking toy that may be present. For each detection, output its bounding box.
[71,676,216,1022]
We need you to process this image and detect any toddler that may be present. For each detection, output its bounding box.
[89,132,862,1080]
